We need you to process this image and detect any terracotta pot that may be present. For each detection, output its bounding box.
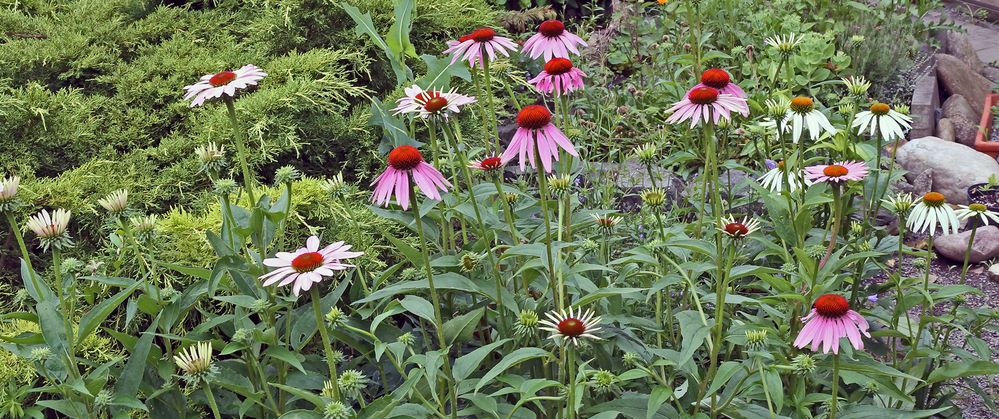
[972,93,999,158]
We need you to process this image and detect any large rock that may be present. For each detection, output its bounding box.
[945,31,985,74]
[935,225,999,263]
[936,118,956,142]
[941,95,981,147]
[936,53,993,113]
[896,136,999,204]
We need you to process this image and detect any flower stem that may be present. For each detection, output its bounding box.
[819,185,842,270]
[6,213,43,300]
[409,188,459,418]
[566,344,577,419]
[223,97,257,206]
[202,383,222,419]
[959,226,977,285]
[309,287,342,403]
[482,56,500,154]
[830,353,840,419]
[533,145,562,309]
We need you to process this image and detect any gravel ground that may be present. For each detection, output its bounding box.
[869,239,999,418]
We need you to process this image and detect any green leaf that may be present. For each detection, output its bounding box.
[399,295,437,326]
[646,386,672,419]
[453,338,511,382]
[573,288,646,307]
[926,360,999,385]
[265,346,307,374]
[386,0,417,58]
[355,273,480,304]
[443,308,484,346]
[475,347,549,393]
[77,281,142,345]
[416,55,471,91]
[113,321,157,411]
[705,361,741,397]
[676,311,711,368]
[36,299,68,357]
[269,383,326,408]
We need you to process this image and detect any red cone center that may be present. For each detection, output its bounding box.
[688,87,719,105]
[823,165,849,177]
[470,28,496,42]
[557,317,585,337]
[516,105,552,129]
[544,57,574,75]
[291,252,324,273]
[814,294,850,318]
[870,102,890,115]
[539,20,565,37]
[458,34,473,43]
[724,222,749,237]
[480,157,503,170]
[701,68,730,89]
[923,191,945,206]
[424,96,449,113]
[209,71,237,87]
[388,145,424,171]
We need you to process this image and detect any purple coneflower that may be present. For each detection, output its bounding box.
[528,58,586,96]
[794,294,870,354]
[259,236,362,296]
[804,161,869,184]
[692,68,747,99]
[444,27,518,68]
[501,105,578,173]
[665,86,748,128]
[183,65,267,107]
[370,146,451,210]
[521,20,587,61]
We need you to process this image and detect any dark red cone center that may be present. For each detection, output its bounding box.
[557,317,585,336]
[516,105,552,130]
[724,223,749,237]
[291,252,324,272]
[424,96,449,113]
[544,57,574,75]
[688,87,719,105]
[539,20,565,37]
[470,28,496,42]
[823,165,848,177]
[209,71,237,87]
[480,157,503,170]
[458,34,473,43]
[388,145,424,171]
[701,68,731,89]
[814,294,850,318]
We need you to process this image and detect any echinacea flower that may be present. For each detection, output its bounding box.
[97,189,129,214]
[956,203,999,226]
[794,294,870,354]
[693,68,746,99]
[764,33,801,57]
[539,306,602,346]
[852,102,912,142]
[842,75,871,97]
[907,192,959,236]
[521,19,587,61]
[392,85,476,120]
[26,209,73,251]
[0,176,20,212]
[259,236,363,296]
[371,145,452,209]
[468,156,505,172]
[782,96,837,143]
[882,192,918,216]
[501,105,578,173]
[444,27,518,68]
[591,213,623,232]
[804,161,869,184]
[174,341,213,376]
[666,86,749,128]
[183,65,267,107]
[758,160,805,193]
[528,58,586,96]
[718,215,761,238]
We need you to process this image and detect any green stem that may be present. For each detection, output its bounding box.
[6,213,43,300]
[309,287,342,403]
[830,354,840,419]
[223,97,257,206]
[482,56,500,154]
[566,345,576,419]
[409,189,459,418]
[202,384,222,419]
[534,145,562,309]
[959,226,977,285]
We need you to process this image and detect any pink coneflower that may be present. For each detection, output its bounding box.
[444,27,518,68]
[804,161,869,184]
[370,145,452,210]
[665,86,749,128]
[794,294,870,354]
[501,105,578,173]
[183,65,267,107]
[692,68,746,99]
[468,156,505,172]
[521,20,588,61]
[392,85,476,120]
[260,236,362,296]
[539,306,602,346]
[528,58,587,96]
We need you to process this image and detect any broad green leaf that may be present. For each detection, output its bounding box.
[265,346,307,374]
[646,386,672,419]
[443,308,484,345]
[475,347,549,393]
[77,280,142,345]
[399,295,437,326]
[573,288,646,307]
[926,360,999,384]
[453,338,511,382]
[269,383,326,408]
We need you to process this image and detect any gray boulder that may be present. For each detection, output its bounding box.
[936,118,956,142]
[896,136,999,204]
[945,31,985,74]
[935,225,999,263]
[936,53,993,113]
[941,94,981,147]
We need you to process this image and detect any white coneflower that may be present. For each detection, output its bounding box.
[717,215,761,239]
[26,209,73,251]
[764,33,801,57]
[0,175,20,212]
[842,76,871,97]
[852,102,912,142]
[174,341,215,382]
[955,203,999,226]
[907,192,959,236]
[130,214,158,241]
[640,188,667,208]
[97,189,129,214]
[338,369,368,400]
[194,142,226,173]
[757,160,804,193]
[590,213,623,233]
[539,306,602,346]
[782,96,837,143]
[882,192,918,216]
[634,143,658,165]
[514,310,540,339]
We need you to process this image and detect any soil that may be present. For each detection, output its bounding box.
[968,183,999,211]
